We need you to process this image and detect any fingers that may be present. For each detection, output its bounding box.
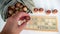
[11,12,29,21]
[7,12,30,30]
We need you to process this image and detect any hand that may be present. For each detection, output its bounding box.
[1,12,30,34]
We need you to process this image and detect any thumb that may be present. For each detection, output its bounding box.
[18,21,28,31]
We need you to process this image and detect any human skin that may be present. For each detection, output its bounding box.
[0,12,30,34]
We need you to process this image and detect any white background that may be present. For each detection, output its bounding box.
[0,0,60,34]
